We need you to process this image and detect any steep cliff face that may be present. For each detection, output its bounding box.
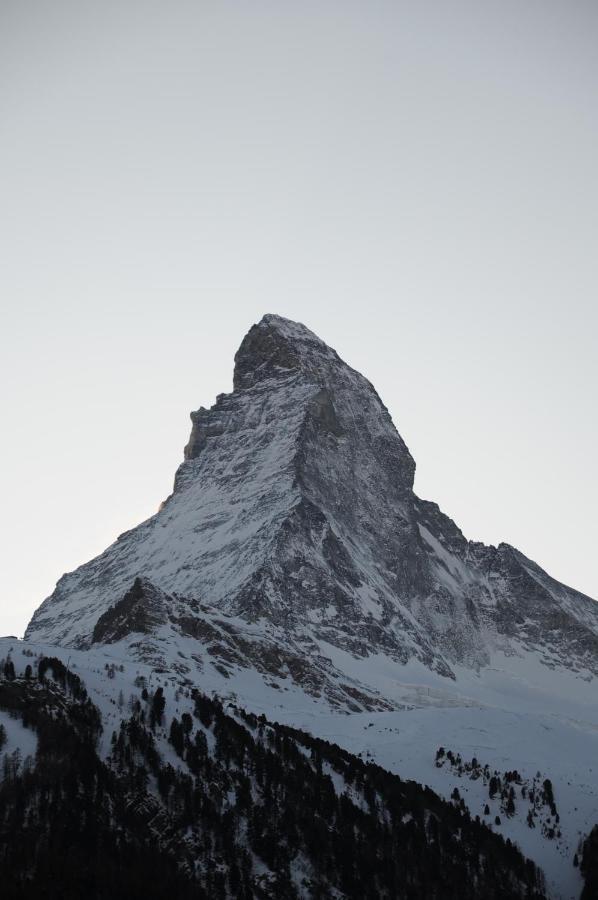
[26,314,598,698]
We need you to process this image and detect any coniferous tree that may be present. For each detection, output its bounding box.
[151,687,166,729]
[3,659,15,680]
[170,717,185,757]
[581,825,598,899]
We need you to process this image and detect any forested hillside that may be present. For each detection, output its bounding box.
[0,657,547,899]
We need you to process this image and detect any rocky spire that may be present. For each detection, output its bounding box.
[25,315,598,694]
[233,314,343,390]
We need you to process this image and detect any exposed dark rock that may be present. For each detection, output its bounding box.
[92,578,168,644]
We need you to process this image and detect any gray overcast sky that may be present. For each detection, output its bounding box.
[1,1,596,636]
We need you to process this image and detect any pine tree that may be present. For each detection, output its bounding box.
[543,778,554,806]
[3,659,16,680]
[170,717,185,757]
[152,687,166,728]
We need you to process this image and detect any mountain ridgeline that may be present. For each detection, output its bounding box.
[25,314,598,710]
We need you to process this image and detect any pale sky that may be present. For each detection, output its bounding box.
[1,1,596,637]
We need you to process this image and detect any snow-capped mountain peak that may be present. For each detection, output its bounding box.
[25,314,598,705]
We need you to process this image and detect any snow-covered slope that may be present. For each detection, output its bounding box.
[1,635,595,899]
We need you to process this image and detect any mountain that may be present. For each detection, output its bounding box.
[26,314,598,705]
[18,314,598,898]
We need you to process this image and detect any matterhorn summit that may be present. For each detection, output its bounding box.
[26,314,598,710]
[13,315,598,898]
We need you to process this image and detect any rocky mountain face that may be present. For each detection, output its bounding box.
[25,314,598,709]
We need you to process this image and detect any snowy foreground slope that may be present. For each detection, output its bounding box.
[17,314,598,897]
[0,638,548,900]
[0,636,595,899]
